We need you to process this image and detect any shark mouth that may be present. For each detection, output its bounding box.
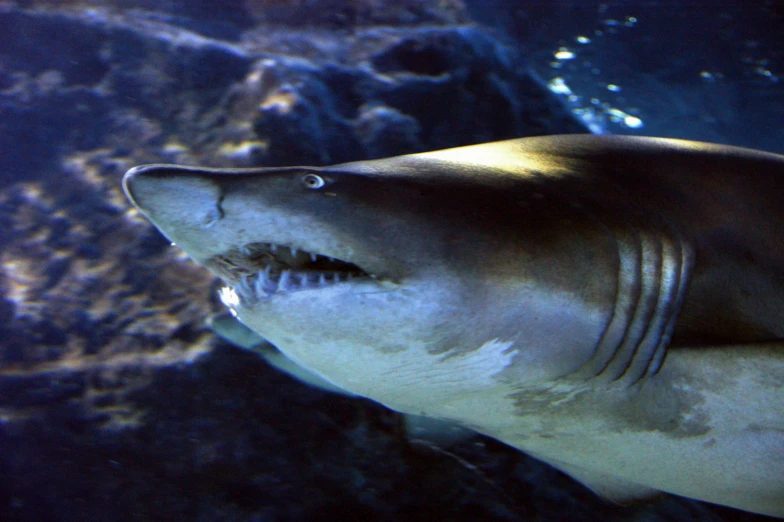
[208,242,369,302]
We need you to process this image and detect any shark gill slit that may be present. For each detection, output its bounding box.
[595,226,659,384]
[630,235,683,380]
[600,231,664,383]
[646,230,694,377]
[618,233,674,383]
[567,221,642,382]
[570,220,691,386]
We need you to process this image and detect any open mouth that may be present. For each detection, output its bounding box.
[208,242,369,302]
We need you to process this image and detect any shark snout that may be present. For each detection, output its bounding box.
[122,165,225,230]
[122,165,157,212]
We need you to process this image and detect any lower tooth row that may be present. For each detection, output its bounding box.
[242,269,353,298]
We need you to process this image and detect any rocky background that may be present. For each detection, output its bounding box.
[0,1,781,521]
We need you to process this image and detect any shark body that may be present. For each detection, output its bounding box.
[123,135,784,517]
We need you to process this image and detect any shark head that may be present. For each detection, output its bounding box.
[122,142,627,410]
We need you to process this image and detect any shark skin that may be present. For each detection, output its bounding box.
[207,311,476,447]
[123,135,784,517]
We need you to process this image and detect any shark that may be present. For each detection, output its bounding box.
[123,134,784,517]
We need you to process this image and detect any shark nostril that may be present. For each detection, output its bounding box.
[201,206,223,228]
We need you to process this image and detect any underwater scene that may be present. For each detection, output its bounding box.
[1,1,783,520]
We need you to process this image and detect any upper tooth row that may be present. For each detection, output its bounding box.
[266,244,334,263]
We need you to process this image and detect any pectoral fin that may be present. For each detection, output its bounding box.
[207,312,273,353]
[207,312,354,395]
[532,454,663,505]
[208,313,476,448]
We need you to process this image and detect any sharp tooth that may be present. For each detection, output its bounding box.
[239,274,251,294]
[254,273,265,296]
[310,253,318,263]
[255,266,272,295]
[290,247,298,258]
[279,270,292,291]
[318,274,327,286]
[270,244,277,254]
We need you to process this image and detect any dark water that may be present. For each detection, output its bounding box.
[0,1,781,521]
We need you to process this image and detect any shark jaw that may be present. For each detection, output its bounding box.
[207,241,371,304]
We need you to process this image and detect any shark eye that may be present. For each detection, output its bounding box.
[302,174,326,190]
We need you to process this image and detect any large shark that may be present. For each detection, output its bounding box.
[123,135,784,517]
